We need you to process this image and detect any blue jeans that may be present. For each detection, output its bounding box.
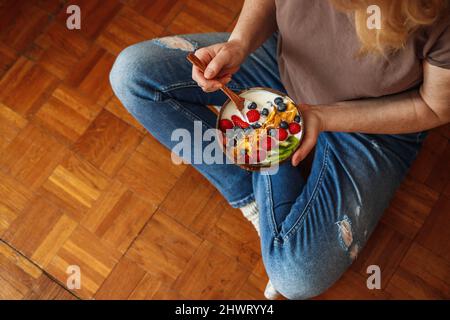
[110,33,425,299]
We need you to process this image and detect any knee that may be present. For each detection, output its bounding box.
[275,271,330,300]
[109,43,148,101]
[266,256,335,300]
[110,36,197,102]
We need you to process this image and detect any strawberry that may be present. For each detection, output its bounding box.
[231,115,250,129]
[237,152,250,164]
[219,119,234,131]
[288,122,301,134]
[254,149,267,163]
[261,136,276,152]
[246,109,260,123]
[277,128,289,141]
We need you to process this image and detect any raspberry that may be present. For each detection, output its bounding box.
[219,119,234,131]
[237,153,250,164]
[277,128,288,141]
[261,136,276,152]
[288,122,301,134]
[231,115,250,129]
[255,149,267,162]
[246,109,260,123]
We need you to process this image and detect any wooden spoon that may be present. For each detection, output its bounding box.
[187,53,246,112]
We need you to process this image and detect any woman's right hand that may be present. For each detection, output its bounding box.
[192,39,249,92]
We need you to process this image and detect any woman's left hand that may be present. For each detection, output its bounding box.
[291,105,324,166]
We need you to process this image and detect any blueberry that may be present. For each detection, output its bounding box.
[247,102,257,110]
[280,121,288,129]
[268,128,277,136]
[244,126,253,133]
[277,103,287,112]
[251,123,261,129]
[294,115,301,123]
[261,108,269,116]
[274,97,284,105]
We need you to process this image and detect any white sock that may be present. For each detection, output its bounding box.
[240,201,260,236]
[264,280,281,300]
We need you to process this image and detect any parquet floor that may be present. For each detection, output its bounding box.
[0,0,449,300]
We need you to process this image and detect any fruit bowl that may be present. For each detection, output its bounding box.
[216,87,304,171]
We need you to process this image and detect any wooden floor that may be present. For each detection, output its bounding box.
[0,0,449,300]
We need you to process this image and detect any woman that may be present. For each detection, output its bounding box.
[110,0,450,299]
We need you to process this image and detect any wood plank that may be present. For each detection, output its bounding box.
[56,0,123,40]
[172,240,250,299]
[416,195,450,262]
[126,211,202,280]
[391,177,440,221]
[34,85,102,144]
[0,57,58,117]
[34,22,91,80]
[159,167,216,227]
[351,222,411,286]
[0,124,68,191]
[94,256,146,300]
[0,103,28,151]
[74,110,143,176]
[0,2,50,53]
[104,96,146,133]
[40,153,111,221]
[0,241,42,299]
[81,180,157,253]
[316,270,389,300]
[46,226,122,299]
[124,0,185,27]
[0,42,18,78]
[0,172,33,236]
[96,6,164,55]
[386,243,450,299]
[3,197,77,268]
[64,46,116,106]
[23,274,77,300]
[129,273,187,300]
[116,136,186,206]
[202,204,261,271]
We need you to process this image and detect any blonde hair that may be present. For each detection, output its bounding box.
[331,0,448,54]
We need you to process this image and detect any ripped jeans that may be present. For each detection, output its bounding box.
[109,33,426,299]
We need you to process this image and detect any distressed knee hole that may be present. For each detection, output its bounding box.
[153,36,197,51]
[337,216,353,249]
[349,244,359,260]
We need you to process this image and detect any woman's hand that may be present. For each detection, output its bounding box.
[291,105,324,166]
[192,39,249,92]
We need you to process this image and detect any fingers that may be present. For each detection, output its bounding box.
[204,49,229,79]
[291,131,317,166]
[192,68,222,92]
[192,46,233,92]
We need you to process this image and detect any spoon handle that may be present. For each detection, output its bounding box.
[187,53,245,111]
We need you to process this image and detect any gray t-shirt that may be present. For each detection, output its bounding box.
[275,0,450,105]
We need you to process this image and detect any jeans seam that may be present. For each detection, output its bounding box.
[279,143,331,244]
[263,174,281,239]
[230,193,255,208]
[161,82,198,92]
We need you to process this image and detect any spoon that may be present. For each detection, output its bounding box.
[187,53,248,114]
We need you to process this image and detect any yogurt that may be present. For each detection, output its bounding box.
[217,88,304,169]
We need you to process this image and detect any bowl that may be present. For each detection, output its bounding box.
[216,87,305,171]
